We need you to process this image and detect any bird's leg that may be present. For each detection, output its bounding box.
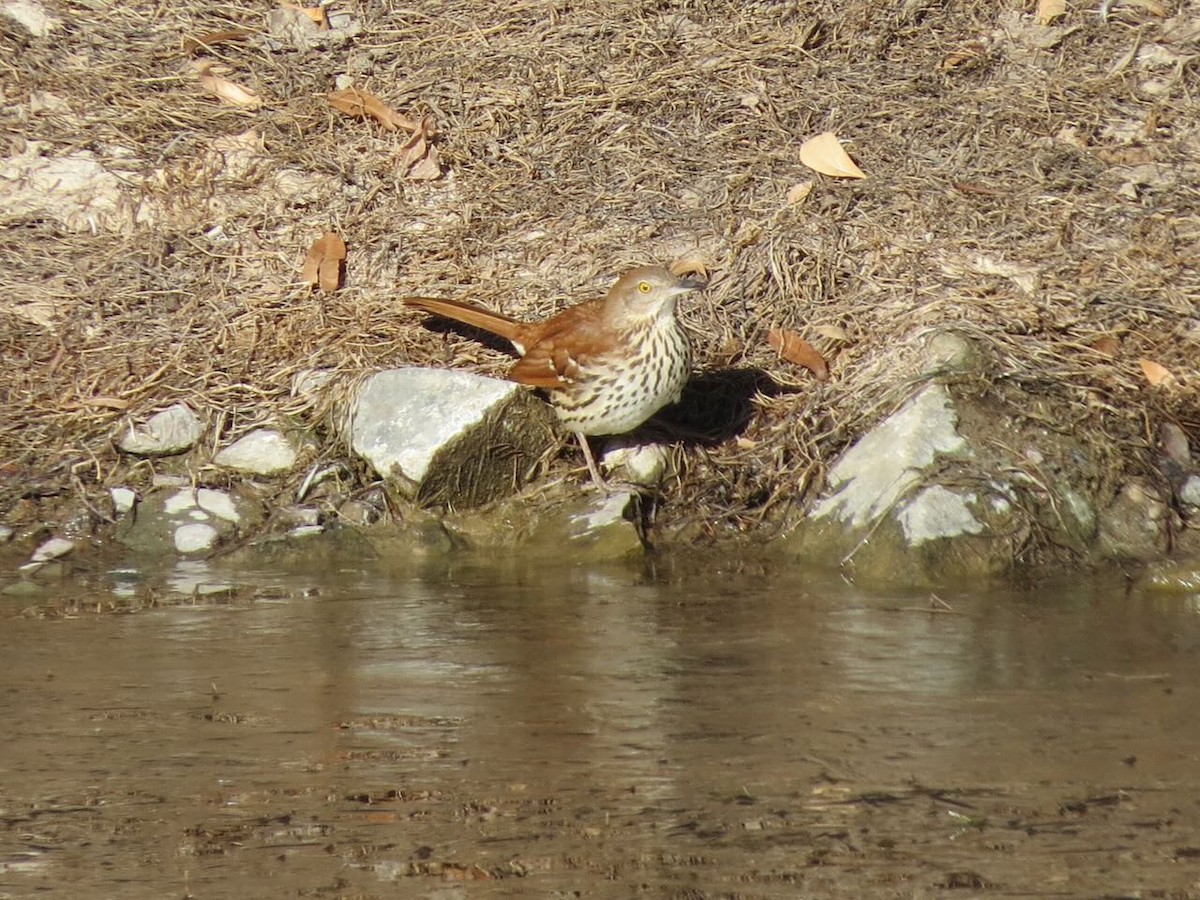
[576,433,608,489]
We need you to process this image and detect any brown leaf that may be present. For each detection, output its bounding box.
[1036,0,1066,25]
[768,328,829,380]
[280,0,329,29]
[785,181,814,205]
[668,255,710,282]
[195,61,262,109]
[183,29,254,54]
[799,132,867,180]
[408,146,442,180]
[1089,335,1121,358]
[302,232,346,292]
[1139,359,1175,387]
[327,88,417,131]
[399,115,443,180]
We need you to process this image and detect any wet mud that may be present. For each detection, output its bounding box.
[3,561,1200,898]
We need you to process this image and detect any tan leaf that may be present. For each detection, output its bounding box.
[941,40,988,71]
[195,62,262,109]
[1089,335,1120,358]
[183,29,253,54]
[280,0,329,28]
[811,323,851,343]
[768,328,830,380]
[785,181,813,205]
[799,132,867,180]
[327,88,416,131]
[1036,0,1066,25]
[399,115,443,180]
[408,147,442,181]
[668,255,710,282]
[1139,359,1175,387]
[302,232,346,292]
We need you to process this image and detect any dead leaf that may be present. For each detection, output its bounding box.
[327,88,416,131]
[280,0,329,28]
[799,132,867,180]
[811,323,851,343]
[408,148,442,180]
[183,29,253,54]
[1036,0,1066,25]
[399,115,442,180]
[785,181,813,205]
[195,61,262,110]
[768,328,830,380]
[669,255,710,282]
[1090,335,1121,358]
[942,41,988,71]
[1139,359,1175,387]
[302,232,346,292]
[63,396,130,411]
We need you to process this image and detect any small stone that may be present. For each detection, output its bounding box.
[0,525,13,543]
[277,506,321,528]
[174,523,219,554]
[1,0,61,37]
[110,487,137,516]
[1180,476,1200,509]
[288,525,324,538]
[602,442,671,487]
[196,489,240,523]
[118,403,203,457]
[213,428,299,476]
[31,536,74,563]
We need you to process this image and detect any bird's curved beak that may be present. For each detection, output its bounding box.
[675,276,707,293]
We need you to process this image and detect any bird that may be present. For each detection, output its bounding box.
[403,265,704,485]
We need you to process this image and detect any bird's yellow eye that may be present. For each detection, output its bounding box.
[637,281,652,294]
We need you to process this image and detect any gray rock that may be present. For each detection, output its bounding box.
[174,522,219,554]
[213,428,299,476]
[1097,481,1169,562]
[602,441,671,487]
[350,368,556,508]
[116,487,256,556]
[118,403,203,457]
[1180,476,1200,510]
[812,384,969,529]
[30,536,73,562]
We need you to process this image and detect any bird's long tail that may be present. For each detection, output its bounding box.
[403,296,522,344]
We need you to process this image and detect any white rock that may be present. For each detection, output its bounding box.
[1180,476,1200,509]
[0,143,151,232]
[174,523,219,554]
[110,487,137,516]
[898,485,983,544]
[196,489,240,523]
[569,492,636,537]
[602,442,670,487]
[1,0,60,37]
[0,525,13,543]
[213,428,298,476]
[350,367,554,505]
[31,537,74,563]
[164,488,200,515]
[119,403,203,457]
[812,384,968,528]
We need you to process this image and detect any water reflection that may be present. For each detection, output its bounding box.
[3,559,1200,897]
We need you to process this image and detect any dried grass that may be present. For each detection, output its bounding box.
[1,0,1197,535]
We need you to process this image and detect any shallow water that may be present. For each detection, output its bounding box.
[3,558,1200,898]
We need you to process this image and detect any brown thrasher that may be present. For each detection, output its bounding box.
[404,266,703,484]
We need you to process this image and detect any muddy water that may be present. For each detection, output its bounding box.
[3,560,1200,898]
